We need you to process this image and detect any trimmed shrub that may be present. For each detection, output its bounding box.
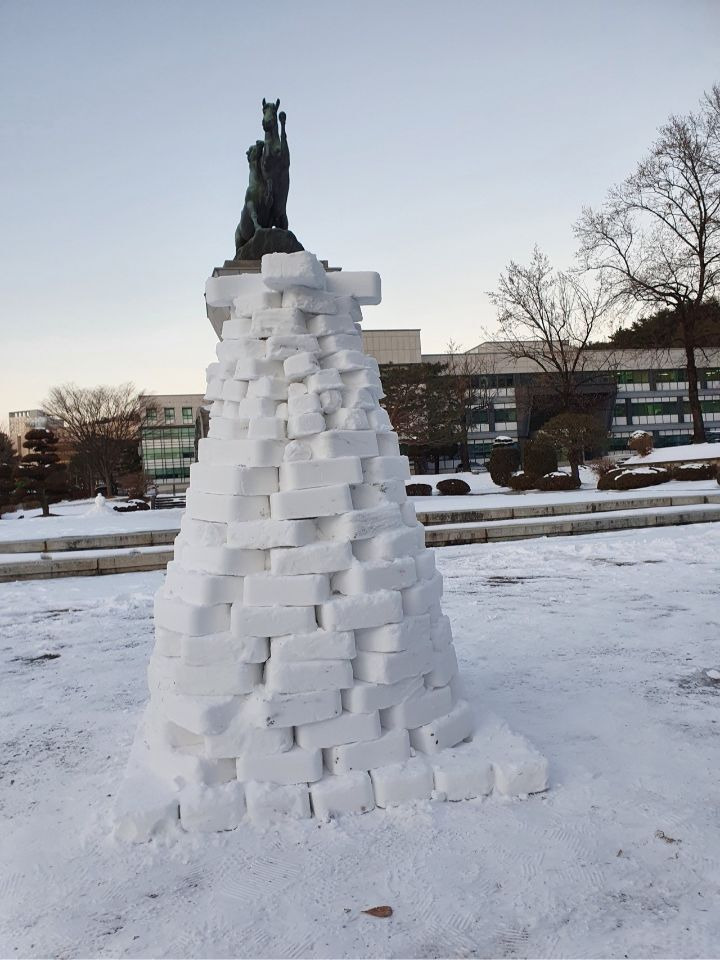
[537,471,582,491]
[628,430,653,457]
[488,444,520,487]
[508,470,536,491]
[597,467,628,491]
[612,467,671,490]
[523,436,558,482]
[113,499,151,513]
[436,478,471,496]
[671,462,717,481]
[406,483,433,496]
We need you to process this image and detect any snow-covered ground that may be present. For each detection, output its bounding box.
[0,499,184,544]
[626,441,720,465]
[2,525,720,958]
[2,472,718,543]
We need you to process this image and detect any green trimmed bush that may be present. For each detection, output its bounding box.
[508,470,536,491]
[537,471,581,491]
[597,468,628,491]
[488,444,520,487]
[436,478,471,496]
[671,462,717,481]
[406,483,433,496]
[523,437,558,482]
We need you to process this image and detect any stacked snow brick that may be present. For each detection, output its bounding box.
[115,252,547,840]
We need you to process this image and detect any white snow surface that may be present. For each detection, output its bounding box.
[626,441,720,464]
[0,499,184,543]
[2,525,720,958]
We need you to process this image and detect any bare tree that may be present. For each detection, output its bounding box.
[487,247,618,416]
[43,383,146,496]
[443,340,499,471]
[575,86,720,442]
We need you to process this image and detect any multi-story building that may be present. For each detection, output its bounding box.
[140,394,205,492]
[361,330,720,468]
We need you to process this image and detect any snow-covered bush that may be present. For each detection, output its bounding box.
[537,471,581,491]
[588,456,617,479]
[406,483,432,497]
[628,430,654,457]
[436,478,471,496]
[670,462,717,481]
[488,444,520,487]
[508,470,535,491]
[597,467,628,491]
[612,466,671,490]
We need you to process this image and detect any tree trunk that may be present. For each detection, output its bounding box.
[458,438,470,472]
[434,453,440,474]
[682,333,706,443]
[40,489,49,517]
[569,453,580,484]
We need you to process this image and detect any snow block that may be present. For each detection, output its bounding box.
[175,543,266,578]
[284,352,320,382]
[204,720,293,760]
[265,658,354,694]
[431,744,494,801]
[401,573,444,616]
[114,728,180,842]
[270,629,356,661]
[220,316,253,339]
[409,700,475,755]
[270,541,353,576]
[155,658,262,697]
[377,433,401,456]
[179,781,246,833]
[189,462,278,497]
[295,709,380,750]
[353,642,434,685]
[415,550,437,581]
[270,484,353,520]
[250,306,307,338]
[266,334,320,361]
[158,691,243,737]
[307,312,356,337]
[199,436,285,467]
[309,430,379,460]
[287,413,326,438]
[247,376,289,401]
[249,689,342,729]
[317,589,403,632]
[353,525,425,561]
[425,645,459,688]
[181,631,269,666]
[282,285,338,314]
[231,603,317,637]
[332,558,417,595]
[317,504,403,542]
[354,615,431,653]
[165,562,244,606]
[324,728,410,774]
[350,478,407,509]
[362,456,411,484]
[185,491,269,525]
[221,379,249,403]
[262,251,327,291]
[325,270,381,305]
[234,356,284,380]
[154,592,230,637]
[227,518,316,549]
[319,389,343,413]
[179,516,227,547]
[380,685,453,730]
[237,744,323,785]
[306,369,344,393]
[341,675,425,713]
[279,457,363,491]
[231,289,282,317]
[311,771,375,819]
[325,408,370,431]
[245,781,310,820]
[247,417,286,441]
[370,757,433,808]
[244,572,330,606]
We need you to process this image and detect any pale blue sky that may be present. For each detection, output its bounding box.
[1,0,719,422]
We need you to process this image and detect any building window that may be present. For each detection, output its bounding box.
[164,407,175,422]
[182,406,193,422]
[617,370,651,390]
[145,409,157,422]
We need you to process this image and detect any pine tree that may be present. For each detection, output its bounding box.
[15,428,68,517]
[0,430,16,518]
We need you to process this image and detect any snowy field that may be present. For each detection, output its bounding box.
[2,525,720,958]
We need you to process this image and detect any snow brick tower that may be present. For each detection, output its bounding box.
[115,105,547,841]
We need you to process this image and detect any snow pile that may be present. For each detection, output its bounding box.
[116,251,547,839]
[626,441,720,464]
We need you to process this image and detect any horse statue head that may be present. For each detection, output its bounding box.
[262,98,280,133]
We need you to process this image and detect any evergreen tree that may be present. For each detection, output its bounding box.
[15,428,68,517]
[0,430,16,518]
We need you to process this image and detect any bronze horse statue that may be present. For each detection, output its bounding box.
[234,98,292,258]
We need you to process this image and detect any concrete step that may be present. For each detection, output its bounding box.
[424,503,720,547]
[0,529,178,555]
[0,547,173,583]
